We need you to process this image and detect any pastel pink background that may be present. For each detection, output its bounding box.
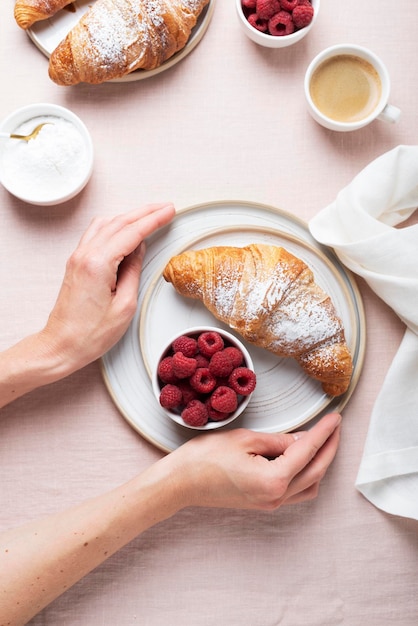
[1,1,418,624]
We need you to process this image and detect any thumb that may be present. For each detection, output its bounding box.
[250,431,301,459]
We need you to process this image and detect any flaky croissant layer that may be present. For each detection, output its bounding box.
[163,244,353,396]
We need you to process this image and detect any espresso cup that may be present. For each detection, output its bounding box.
[304,44,401,131]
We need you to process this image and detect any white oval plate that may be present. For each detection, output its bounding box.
[27,0,215,83]
[101,201,366,452]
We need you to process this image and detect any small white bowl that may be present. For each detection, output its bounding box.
[153,326,256,431]
[0,103,94,206]
[236,0,320,48]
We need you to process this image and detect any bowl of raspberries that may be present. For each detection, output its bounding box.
[153,327,257,430]
[236,0,319,48]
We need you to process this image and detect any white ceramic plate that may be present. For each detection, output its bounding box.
[101,201,366,452]
[27,0,215,83]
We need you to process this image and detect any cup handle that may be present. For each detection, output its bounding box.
[378,103,401,124]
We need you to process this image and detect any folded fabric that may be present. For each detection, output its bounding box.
[309,145,418,520]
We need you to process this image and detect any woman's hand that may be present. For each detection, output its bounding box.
[0,203,175,409]
[170,412,342,510]
[41,202,175,372]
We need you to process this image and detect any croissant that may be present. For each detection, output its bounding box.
[48,0,210,85]
[163,244,353,396]
[14,0,74,29]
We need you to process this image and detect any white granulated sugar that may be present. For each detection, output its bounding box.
[0,115,88,202]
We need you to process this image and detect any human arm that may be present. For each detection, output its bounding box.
[0,203,175,408]
[0,412,341,624]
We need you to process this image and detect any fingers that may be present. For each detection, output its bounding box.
[281,424,341,502]
[274,412,341,479]
[242,430,301,459]
[111,203,175,254]
[280,482,320,505]
[247,414,341,508]
[79,203,175,251]
[114,242,146,300]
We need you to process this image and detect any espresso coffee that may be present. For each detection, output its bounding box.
[309,54,382,123]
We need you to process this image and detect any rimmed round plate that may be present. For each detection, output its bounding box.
[27,0,215,83]
[101,201,366,452]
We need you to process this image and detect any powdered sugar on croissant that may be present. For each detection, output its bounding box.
[163,244,353,396]
[48,0,210,85]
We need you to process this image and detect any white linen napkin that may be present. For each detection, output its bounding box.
[309,145,418,520]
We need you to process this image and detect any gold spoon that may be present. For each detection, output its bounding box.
[0,122,51,142]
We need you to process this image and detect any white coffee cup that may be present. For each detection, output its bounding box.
[304,44,401,132]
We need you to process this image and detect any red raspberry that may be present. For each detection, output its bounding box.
[189,367,217,394]
[208,350,235,378]
[268,10,295,36]
[172,352,197,379]
[228,367,257,396]
[157,356,177,384]
[242,0,257,8]
[247,13,268,32]
[292,3,313,28]
[171,335,198,357]
[197,331,224,357]
[195,353,210,368]
[205,399,231,422]
[256,0,281,20]
[181,400,208,427]
[223,346,244,368]
[176,380,198,405]
[214,376,229,387]
[280,0,297,9]
[159,384,182,410]
[210,386,238,414]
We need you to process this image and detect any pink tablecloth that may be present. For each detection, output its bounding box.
[1,1,418,624]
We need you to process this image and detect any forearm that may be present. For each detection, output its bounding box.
[0,329,75,409]
[0,416,342,623]
[0,453,186,625]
